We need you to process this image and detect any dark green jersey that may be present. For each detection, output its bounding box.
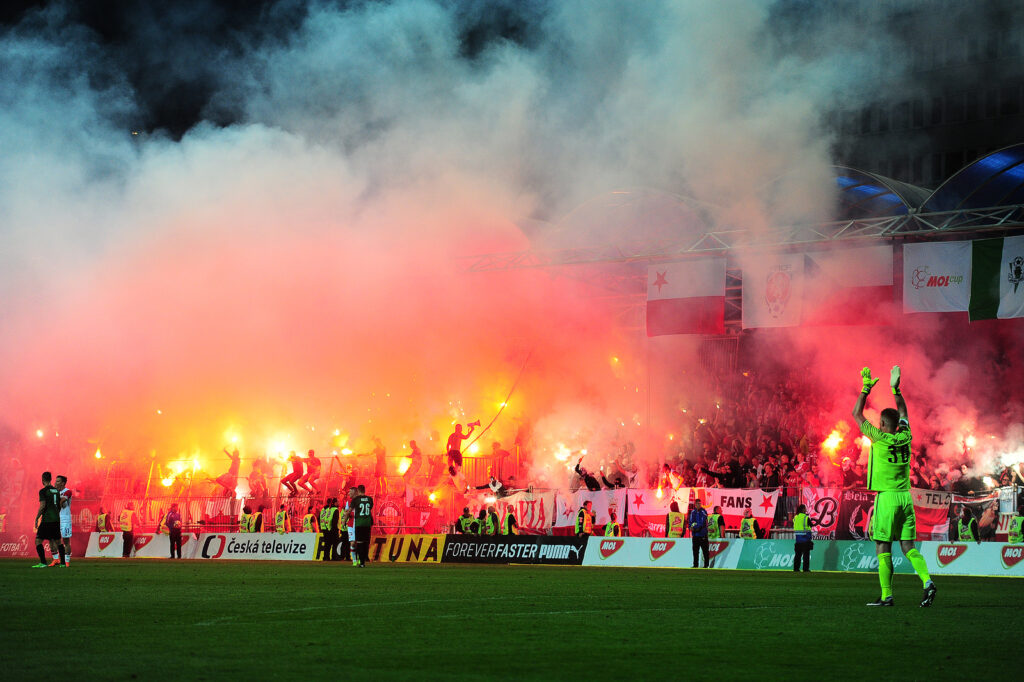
[353,495,374,527]
[39,485,61,522]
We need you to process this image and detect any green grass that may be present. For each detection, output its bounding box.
[0,559,1020,681]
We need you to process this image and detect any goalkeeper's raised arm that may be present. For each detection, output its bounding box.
[891,365,908,423]
[851,366,879,425]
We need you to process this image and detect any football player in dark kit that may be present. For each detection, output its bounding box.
[32,471,64,567]
[350,484,374,567]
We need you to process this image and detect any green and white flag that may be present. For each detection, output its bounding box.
[969,235,1024,320]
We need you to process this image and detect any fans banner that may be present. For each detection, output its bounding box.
[195,532,317,560]
[912,489,952,540]
[583,536,741,569]
[441,535,587,565]
[799,487,842,539]
[369,534,445,563]
[836,489,875,541]
[553,489,628,534]
[625,487,692,536]
[695,488,779,534]
[494,490,556,535]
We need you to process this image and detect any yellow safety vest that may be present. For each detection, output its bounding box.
[276,510,288,534]
[120,509,134,532]
[575,509,593,534]
[959,519,975,542]
[502,513,518,535]
[605,521,622,537]
[157,518,168,535]
[1009,516,1023,544]
[708,513,722,540]
[303,513,316,533]
[667,512,685,538]
[740,517,756,539]
[0,512,6,532]
[97,513,109,531]
[239,513,250,533]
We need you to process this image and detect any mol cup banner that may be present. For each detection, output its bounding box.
[553,489,628,532]
[583,537,741,569]
[494,491,556,535]
[737,538,914,573]
[368,534,446,563]
[799,487,842,539]
[625,488,691,537]
[85,532,200,559]
[441,535,586,565]
[695,488,779,534]
[925,541,1024,576]
[195,532,316,560]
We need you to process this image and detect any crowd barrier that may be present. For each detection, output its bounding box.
[81,531,1024,577]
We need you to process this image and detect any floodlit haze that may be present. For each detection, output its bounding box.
[1,0,1021,482]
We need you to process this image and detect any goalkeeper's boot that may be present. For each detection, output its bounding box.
[30,563,48,568]
[920,582,937,608]
[866,596,894,607]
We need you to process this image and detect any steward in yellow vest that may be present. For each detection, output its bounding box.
[502,509,518,535]
[708,508,723,539]
[793,504,813,572]
[239,506,252,533]
[483,507,499,535]
[304,510,318,533]
[276,506,291,534]
[456,508,476,534]
[575,501,594,536]
[666,501,685,538]
[740,508,758,539]
[1009,511,1023,544]
[0,508,6,532]
[96,509,111,532]
[958,511,978,543]
[604,510,622,537]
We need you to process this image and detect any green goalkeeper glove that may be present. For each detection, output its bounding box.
[890,365,901,394]
[861,367,879,393]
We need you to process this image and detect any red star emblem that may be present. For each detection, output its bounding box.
[633,494,645,506]
[652,271,668,293]
[562,506,575,519]
[758,494,773,513]
[914,493,923,503]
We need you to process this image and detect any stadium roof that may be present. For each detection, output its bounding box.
[833,166,931,219]
[923,143,1024,212]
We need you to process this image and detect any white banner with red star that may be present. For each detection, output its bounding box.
[695,488,780,533]
[624,487,692,536]
[552,489,629,534]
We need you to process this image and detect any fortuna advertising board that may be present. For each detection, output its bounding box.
[368,534,446,563]
[583,536,742,569]
[441,535,587,565]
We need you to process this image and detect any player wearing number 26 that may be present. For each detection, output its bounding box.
[852,365,936,608]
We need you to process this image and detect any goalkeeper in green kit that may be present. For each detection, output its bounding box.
[852,365,937,607]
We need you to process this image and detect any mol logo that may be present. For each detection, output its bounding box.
[753,543,792,569]
[1002,545,1024,569]
[911,266,964,290]
[936,544,967,566]
[599,539,624,559]
[649,540,675,561]
[707,541,729,560]
[134,535,154,550]
[98,533,116,550]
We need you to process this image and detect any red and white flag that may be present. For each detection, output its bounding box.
[912,488,952,540]
[624,488,691,537]
[646,260,725,336]
[802,245,894,325]
[696,488,779,533]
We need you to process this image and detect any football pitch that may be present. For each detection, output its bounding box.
[1,559,1020,680]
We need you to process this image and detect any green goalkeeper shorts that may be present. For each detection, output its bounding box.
[871,490,916,542]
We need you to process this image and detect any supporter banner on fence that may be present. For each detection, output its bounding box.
[625,487,691,536]
[194,532,316,560]
[368,534,445,563]
[553,489,628,532]
[696,488,779,534]
[495,490,556,535]
[583,536,742,569]
[0,532,36,557]
[836,489,875,541]
[912,489,952,540]
[951,491,1001,540]
[799,487,842,539]
[441,535,586,565]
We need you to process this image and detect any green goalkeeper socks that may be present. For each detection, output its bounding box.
[905,547,931,586]
[878,552,893,599]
